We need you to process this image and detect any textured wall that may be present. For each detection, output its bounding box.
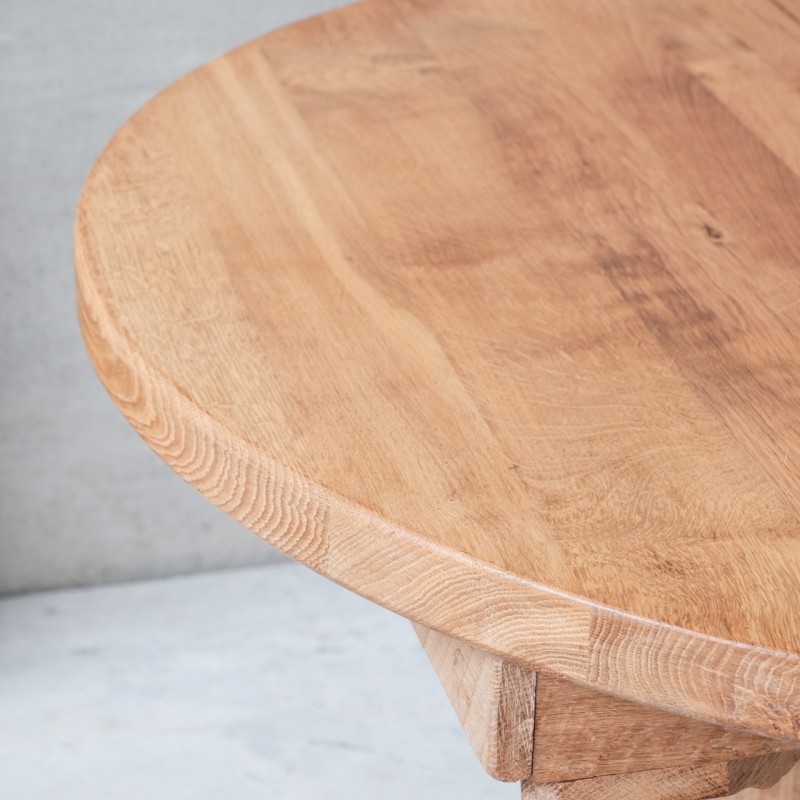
[0,0,349,593]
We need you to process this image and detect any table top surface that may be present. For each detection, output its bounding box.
[76,0,800,738]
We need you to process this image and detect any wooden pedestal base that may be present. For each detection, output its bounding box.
[414,625,800,799]
[522,755,799,799]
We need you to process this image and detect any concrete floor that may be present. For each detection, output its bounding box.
[0,563,516,799]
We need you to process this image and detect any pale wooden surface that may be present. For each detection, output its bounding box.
[414,628,800,795]
[733,764,800,799]
[75,0,800,739]
[523,753,800,800]
[532,674,798,785]
[414,624,535,780]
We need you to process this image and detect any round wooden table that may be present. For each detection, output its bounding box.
[75,0,800,796]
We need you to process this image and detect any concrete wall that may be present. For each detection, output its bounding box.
[0,0,349,594]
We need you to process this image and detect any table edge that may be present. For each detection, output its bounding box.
[74,218,800,741]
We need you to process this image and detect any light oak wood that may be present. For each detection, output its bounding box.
[733,764,800,799]
[75,0,800,742]
[523,753,800,800]
[414,624,535,780]
[532,674,799,784]
[414,626,800,795]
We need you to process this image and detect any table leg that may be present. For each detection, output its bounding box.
[521,755,798,799]
[733,765,800,799]
[414,624,800,800]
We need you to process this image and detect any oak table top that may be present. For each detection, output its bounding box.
[76,0,800,744]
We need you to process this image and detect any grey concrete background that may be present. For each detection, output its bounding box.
[0,563,515,799]
[0,0,349,594]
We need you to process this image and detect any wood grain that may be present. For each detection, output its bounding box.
[75,0,800,739]
[415,631,799,787]
[414,624,535,780]
[532,674,799,784]
[523,753,800,800]
[732,763,800,799]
